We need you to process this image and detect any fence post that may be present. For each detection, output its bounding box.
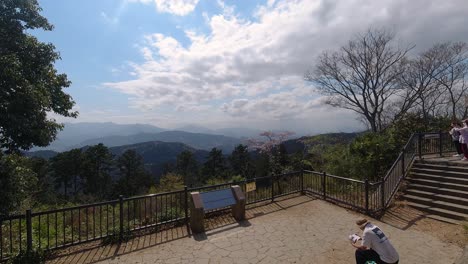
[439,130,443,157]
[26,209,32,252]
[271,175,275,202]
[184,186,190,235]
[300,170,305,195]
[418,133,422,159]
[322,172,327,200]
[119,195,124,241]
[401,149,405,177]
[381,178,385,211]
[364,180,369,215]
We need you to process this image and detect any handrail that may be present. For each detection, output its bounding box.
[303,171,364,184]
[403,133,415,151]
[323,173,366,183]
[124,189,185,200]
[31,199,119,216]
[383,151,404,181]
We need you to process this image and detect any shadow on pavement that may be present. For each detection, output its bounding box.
[48,194,316,264]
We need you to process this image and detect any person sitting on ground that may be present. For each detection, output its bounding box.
[352,219,399,264]
[449,122,463,157]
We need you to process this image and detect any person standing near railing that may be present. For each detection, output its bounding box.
[449,122,463,157]
[454,120,468,161]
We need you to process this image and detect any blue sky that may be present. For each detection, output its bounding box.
[34,0,468,134]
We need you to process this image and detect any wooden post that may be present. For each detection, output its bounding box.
[189,192,205,234]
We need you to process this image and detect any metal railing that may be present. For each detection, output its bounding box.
[0,172,304,262]
[380,131,453,210]
[0,132,454,261]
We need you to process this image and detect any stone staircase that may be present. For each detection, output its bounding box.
[403,158,468,224]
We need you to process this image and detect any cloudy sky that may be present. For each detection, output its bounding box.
[35,0,468,134]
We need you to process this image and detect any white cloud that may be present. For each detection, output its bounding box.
[104,0,468,132]
[100,11,119,25]
[129,0,199,16]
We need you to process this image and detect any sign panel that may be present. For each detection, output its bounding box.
[200,189,236,211]
[246,182,256,192]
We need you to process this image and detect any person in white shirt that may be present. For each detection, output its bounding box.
[449,122,463,156]
[352,219,399,264]
[454,120,468,161]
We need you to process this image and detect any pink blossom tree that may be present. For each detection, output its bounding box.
[248,131,295,176]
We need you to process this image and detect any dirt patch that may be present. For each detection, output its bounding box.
[381,201,468,248]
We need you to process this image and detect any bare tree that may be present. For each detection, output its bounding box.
[429,42,468,120]
[306,29,413,132]
[398,45,446,128]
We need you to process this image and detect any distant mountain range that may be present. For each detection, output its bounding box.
[32,122,262,152]
[34,122,165,151]
[175,125,263,138]
[108,141,209,164]
[75,130,243,153]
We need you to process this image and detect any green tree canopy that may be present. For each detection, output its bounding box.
[176,150,198,186]
[114,150,152,196]
[202,148,225,181]
[229,144,251,178]
[0,153,38,215]
[82,144,114,198]
[0,0,76,152]
[50,149,83,197]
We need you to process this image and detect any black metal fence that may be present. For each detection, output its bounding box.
[0,172,304,261]
[0,132,454,262]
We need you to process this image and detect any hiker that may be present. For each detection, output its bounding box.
[454,119,468,161]
[352,219,399,264]
[449,122,463,157]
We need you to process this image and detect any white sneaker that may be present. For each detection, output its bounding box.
[462,157,468,161]
[454,154,461,157]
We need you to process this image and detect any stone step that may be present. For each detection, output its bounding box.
[409,172,468,185]
[406,183,468,199]
[411,167,468,178]
[406,202,468,221]
[405,189,468,206]
[403,194,468,215]
[412,163,468,174]
[419,214,461,225]
[415,157,468,167]
[407,178,468,192]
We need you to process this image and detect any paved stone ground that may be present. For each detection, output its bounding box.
[49,195,464,264]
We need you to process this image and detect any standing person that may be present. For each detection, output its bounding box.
[352,219,399,264]
[449,122,463,157]
[455,120,468,161]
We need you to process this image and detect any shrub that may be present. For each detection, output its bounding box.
[7,250,47,264]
